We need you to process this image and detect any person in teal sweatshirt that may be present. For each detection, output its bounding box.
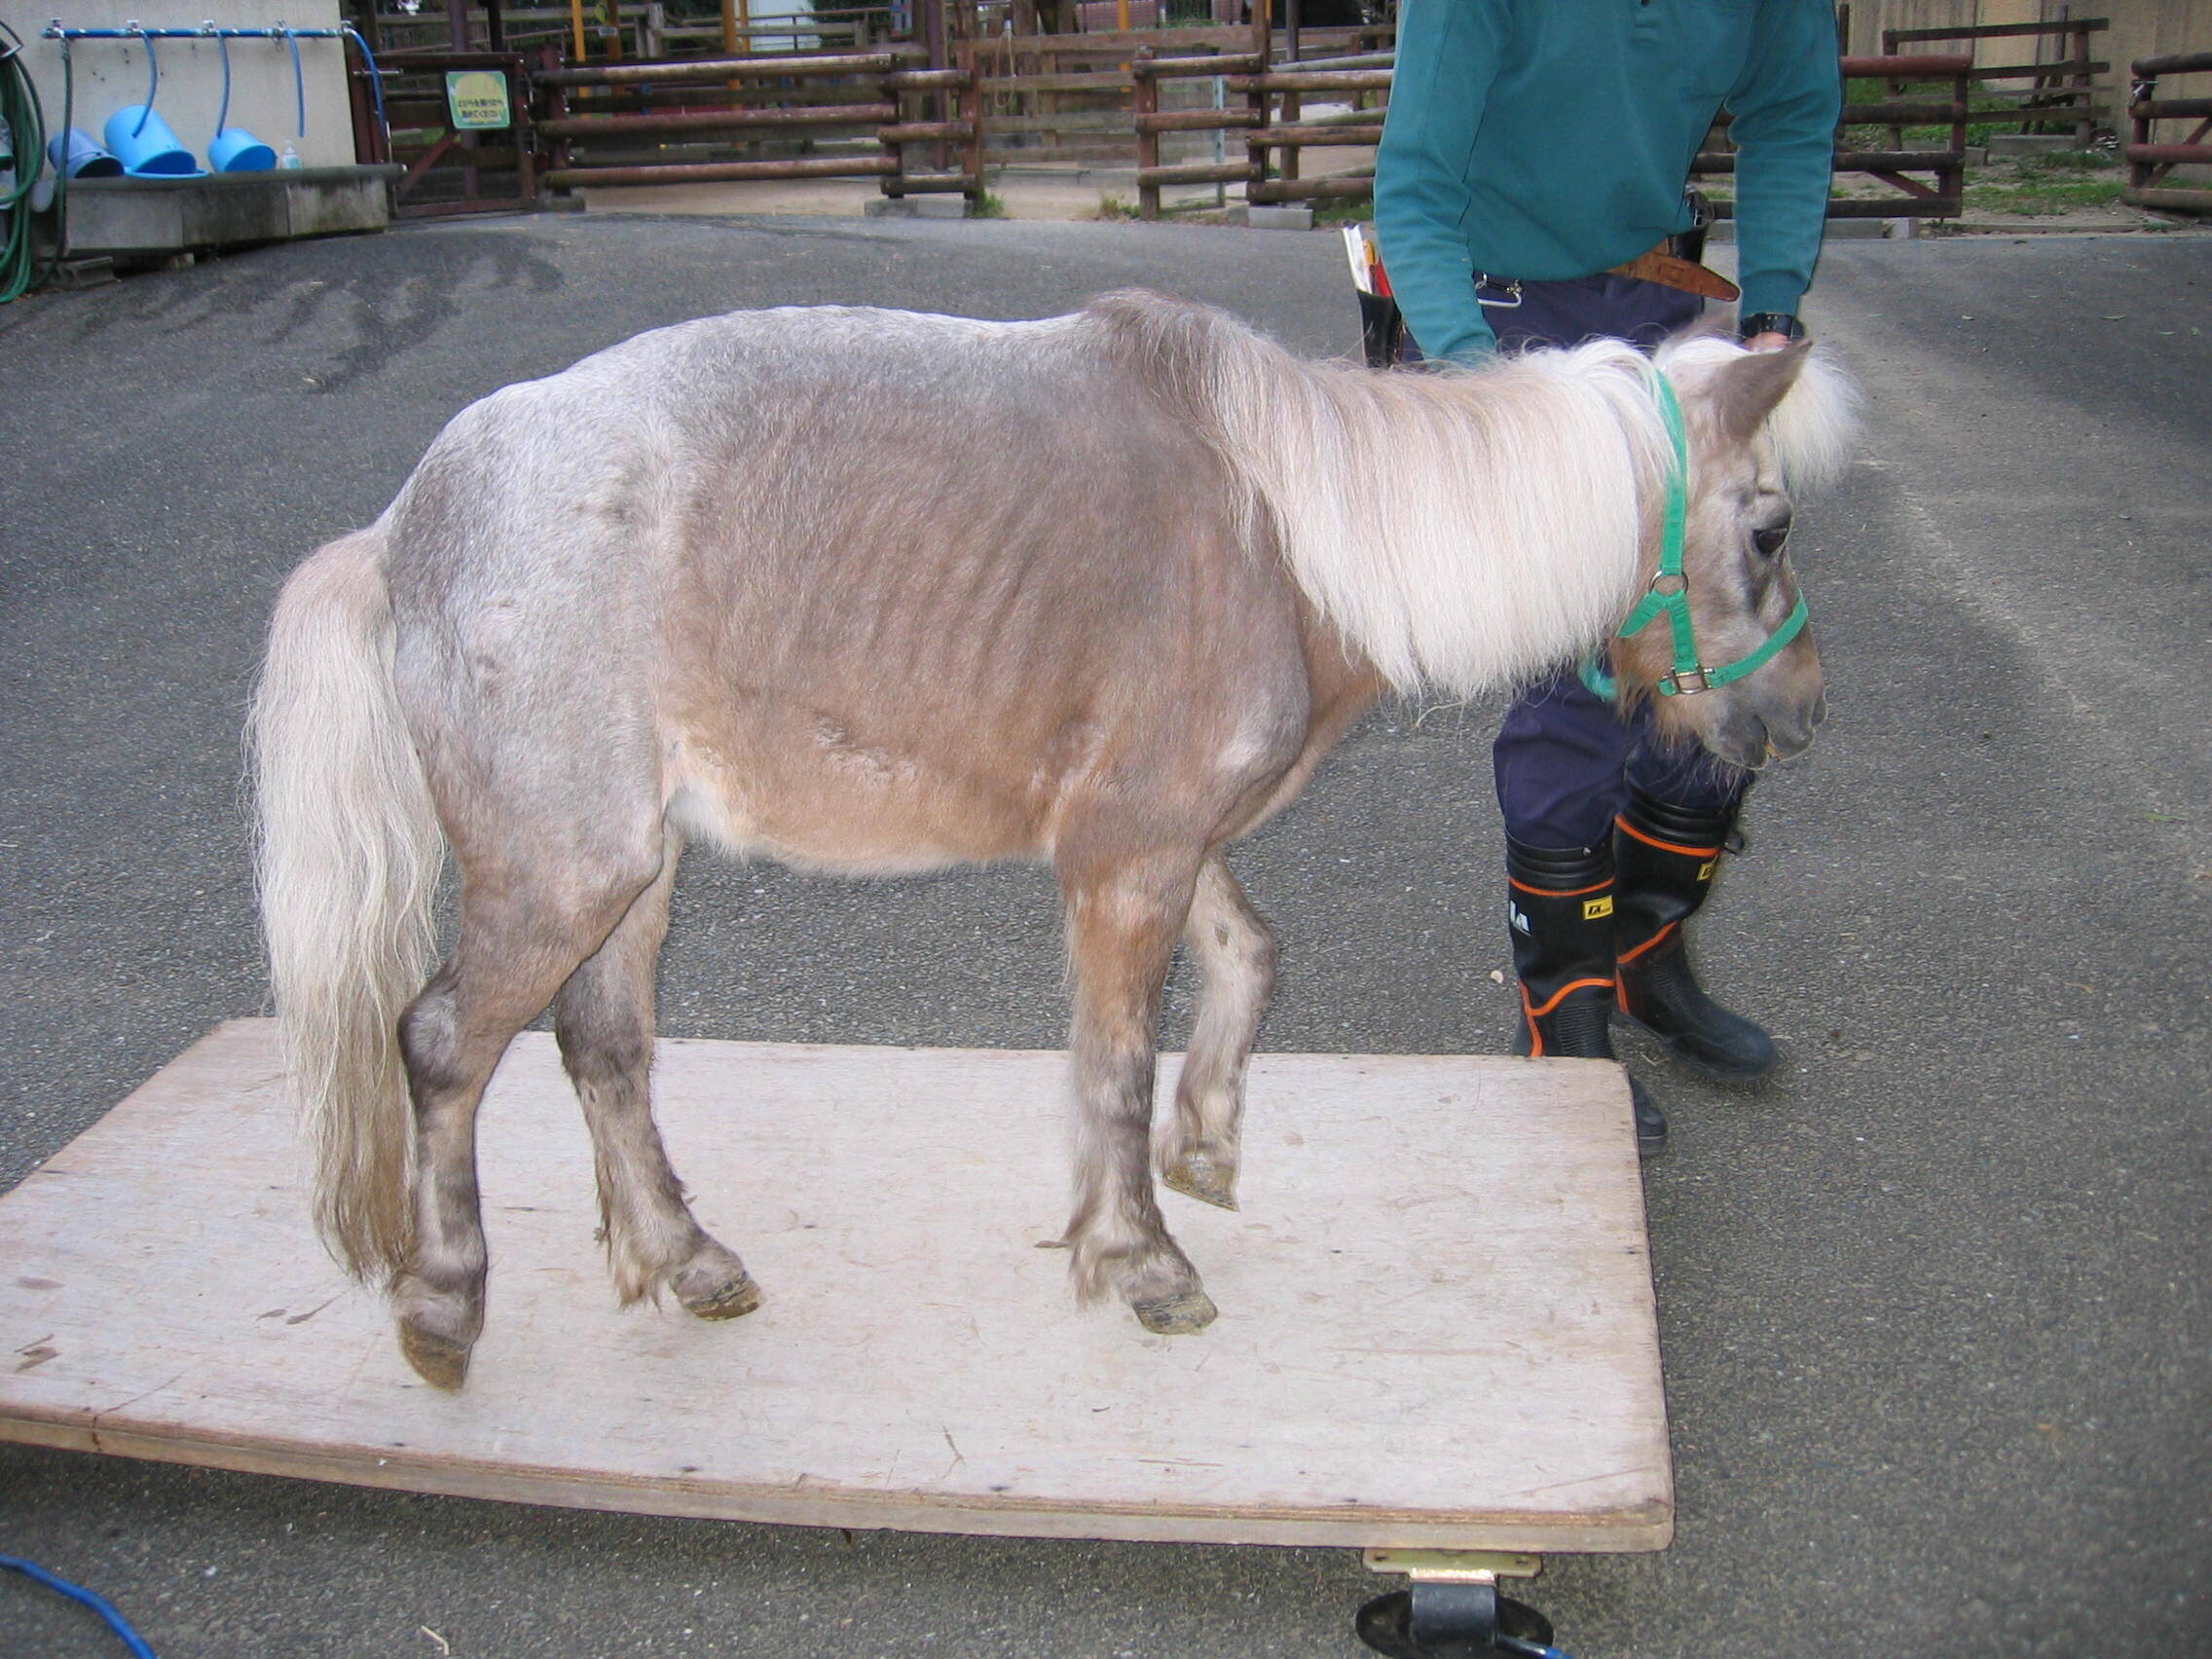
[1373,0,1844,1154]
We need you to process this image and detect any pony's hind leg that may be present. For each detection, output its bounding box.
[1059,841,1216,1336]
[393,853,659,1389]
[1159,852,1276,1211]
[554,830,759,1322]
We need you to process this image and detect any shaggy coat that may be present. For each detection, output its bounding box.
[251,291,1856,1387]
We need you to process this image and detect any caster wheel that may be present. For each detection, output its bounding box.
[1355,1585,1557,1659]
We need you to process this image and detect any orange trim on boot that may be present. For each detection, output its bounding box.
[1616,919,1679,969]
[1522,977,1617,1057]
[1524,976,1617,1021]
[1615,816,1722,859]
[1508,875,1613,899]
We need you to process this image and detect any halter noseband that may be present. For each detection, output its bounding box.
[1582,370,1811,700]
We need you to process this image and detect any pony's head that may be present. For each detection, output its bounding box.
[1608,336,1860,770]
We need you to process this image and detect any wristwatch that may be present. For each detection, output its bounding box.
[1739,312,1807,341]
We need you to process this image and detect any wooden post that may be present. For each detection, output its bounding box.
[540,44,572,193]
[1134,47,1158,218]
[1947,58,1967,209]
[1245,0,1271,209]
[961,62,984,203]
[2126,62,2151,194]
[2072,18,2093,146]
[573,0,590,62]
[924,0,949,174]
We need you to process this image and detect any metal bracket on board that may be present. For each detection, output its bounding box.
[1354,1550,1560,1659]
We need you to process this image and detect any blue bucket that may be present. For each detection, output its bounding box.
[47,127,126,179]
[103,106,201,177]
[208,127,277,172]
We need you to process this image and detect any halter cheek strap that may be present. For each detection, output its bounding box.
[1582,370,1812,700]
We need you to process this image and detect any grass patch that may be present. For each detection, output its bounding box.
[1089,193,1142,221]
[1964,149,2124,214]
[969,190,1008,219]
[1963,175,2127,214]
[1309,196,1375,227]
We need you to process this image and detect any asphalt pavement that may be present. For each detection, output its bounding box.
[1,215,2206,1659]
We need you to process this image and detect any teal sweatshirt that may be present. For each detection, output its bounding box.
[1374,0,1843,363]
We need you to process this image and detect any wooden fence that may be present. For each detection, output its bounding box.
[2125,48,2212,213]
[360,4,895,60]
[965,24,1371,166]
[1700,54,1973,221]
[350,48,541,216]
[533,49,981,197]
[1135,48,1974,224]
[1881,15,2110,140]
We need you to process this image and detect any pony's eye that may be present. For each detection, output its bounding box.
[1753,525,1791,557]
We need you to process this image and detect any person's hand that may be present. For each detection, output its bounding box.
[1744,331,1795,352]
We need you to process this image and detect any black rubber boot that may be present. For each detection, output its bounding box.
[1505,838,1667,1157]
[1612,784,1777,1082]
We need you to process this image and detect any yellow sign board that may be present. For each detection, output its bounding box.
[445,70,512,131]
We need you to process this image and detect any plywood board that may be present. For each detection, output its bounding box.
[0,1021,1671,1552]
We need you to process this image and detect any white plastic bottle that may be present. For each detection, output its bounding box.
[279,142,303,169]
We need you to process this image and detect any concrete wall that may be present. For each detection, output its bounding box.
[2,0,355,172]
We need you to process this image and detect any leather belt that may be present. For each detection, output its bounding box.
[1606,245,1741,303]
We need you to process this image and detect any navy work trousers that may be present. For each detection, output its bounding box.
[1412,272,1752,849]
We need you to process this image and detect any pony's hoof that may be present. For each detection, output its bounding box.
[1161,1153,1239,1211]
[1131,1289,1218,1336]
[398,1322,473,1391]
[677,1270,763,1322]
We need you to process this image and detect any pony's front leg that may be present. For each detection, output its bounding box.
[1059,844,1216,1336]
[1159,852,1276,1211]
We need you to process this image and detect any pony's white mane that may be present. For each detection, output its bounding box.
[1175,311,1858,698]
[1195,330,1669,696]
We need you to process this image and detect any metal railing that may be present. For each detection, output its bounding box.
[2124,51,2212,216]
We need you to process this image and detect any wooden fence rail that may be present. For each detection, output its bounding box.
[1695,54,1972,221]
[1881,16,2110,142]
[535,49,982,200]
[1136,48,1974,224]
[2124,50,2212,216]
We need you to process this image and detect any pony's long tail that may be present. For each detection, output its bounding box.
[249,525,442,1283]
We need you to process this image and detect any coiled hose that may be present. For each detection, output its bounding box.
[0,18,48,303]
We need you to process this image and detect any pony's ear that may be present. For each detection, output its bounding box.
[1709,341,1813,446]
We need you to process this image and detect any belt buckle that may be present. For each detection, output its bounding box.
[1474,275,1524,310]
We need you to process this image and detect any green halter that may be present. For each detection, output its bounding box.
[1582,371,1810,700]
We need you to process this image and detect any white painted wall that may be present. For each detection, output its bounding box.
[1,0,356,171]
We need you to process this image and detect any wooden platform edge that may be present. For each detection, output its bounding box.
[0,1403,1673,1554]
[1,1022,1674,1557]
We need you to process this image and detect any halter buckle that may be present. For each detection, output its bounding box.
[1657,665,1713,696]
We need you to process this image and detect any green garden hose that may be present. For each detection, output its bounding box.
[1,19,49,303]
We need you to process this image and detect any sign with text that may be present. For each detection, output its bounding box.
[445,70,512,131]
